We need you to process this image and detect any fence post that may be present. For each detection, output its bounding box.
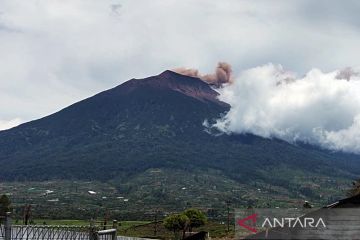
[112,220,118,240]
[112,220,117,229]
[4,212,11,240]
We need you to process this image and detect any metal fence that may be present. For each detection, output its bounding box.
[0,224,4,239]
[0,213,117,240]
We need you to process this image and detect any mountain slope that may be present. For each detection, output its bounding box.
[0,70,359,190]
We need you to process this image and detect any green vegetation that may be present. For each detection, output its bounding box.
[163,209,207,239]
[164,213,189,239]
[118,219,232,239]
[348,178,360,197]
[183,209,207,232]
[0,194,11,216]
[29,219,89,226]
[0,170,350,221]
[1,177,350,238]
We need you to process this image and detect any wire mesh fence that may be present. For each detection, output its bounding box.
[0,214,117,240]
[6,225,91,240]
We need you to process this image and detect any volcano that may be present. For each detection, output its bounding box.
[0,70,359,200]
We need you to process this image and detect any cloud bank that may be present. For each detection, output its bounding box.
[212,64,360,154]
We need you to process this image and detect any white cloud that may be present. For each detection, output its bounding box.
[213,64,360,153]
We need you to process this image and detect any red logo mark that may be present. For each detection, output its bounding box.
[237,213,258,233]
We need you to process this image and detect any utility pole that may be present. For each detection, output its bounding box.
[103,210,109,230]
[226,201,230,233]
[154,209,158,236]
[23,205,31,225]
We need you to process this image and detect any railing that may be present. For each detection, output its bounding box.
[97,229,117,240]
[0,213,117,240]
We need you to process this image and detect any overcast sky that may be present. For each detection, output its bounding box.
[1,0,360,130]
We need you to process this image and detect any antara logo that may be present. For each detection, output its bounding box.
[237,214,326,233]
[261,217,326,228]
[237,213,258,233]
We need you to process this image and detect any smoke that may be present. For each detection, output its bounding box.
[210,63,360,154]
[335,67,359,81]
[173,62,233,87]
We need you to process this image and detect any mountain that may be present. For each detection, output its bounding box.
[0,70,229,180]
[0,70,359,208]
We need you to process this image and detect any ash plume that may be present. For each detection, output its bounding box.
[173,62,233,87]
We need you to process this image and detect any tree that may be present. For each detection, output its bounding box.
[348,179,360,197]
[303,201,312,208]
[184,208,207,232]
[0,194,11,216]
[164,213,189,239]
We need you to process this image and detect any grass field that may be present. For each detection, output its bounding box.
[28,219,150,230]
[20,219,233,239]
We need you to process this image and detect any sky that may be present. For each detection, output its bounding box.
[1,0,360,152]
